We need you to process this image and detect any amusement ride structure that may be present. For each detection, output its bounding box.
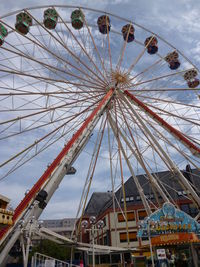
[0,5,200,266]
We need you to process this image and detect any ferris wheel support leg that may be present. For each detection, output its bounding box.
[120,90,200,209]
[124,90,200,157]
[108,114,152,215]
[0,202,38,266]
[20,235,26,267]
[108,112,170,204]
[0,89,114,264]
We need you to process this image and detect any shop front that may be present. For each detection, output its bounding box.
[152,232,200,266]
[137,202,200,267]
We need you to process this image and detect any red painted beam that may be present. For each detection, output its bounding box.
[124,90,200,156]
[0,89,113,241]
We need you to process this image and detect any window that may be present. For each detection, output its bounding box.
[120,231,137,243]
[103,236,107,245]
[180,204,190,214]
[102,217,106,227]
[189,204,198,217]
[118,211,135,222]
[141,236,149,241]
[121,196,134,202]
[138,210,147,220]
[180,204,198,217]
[177,191,187,196]
[136,195,141,201]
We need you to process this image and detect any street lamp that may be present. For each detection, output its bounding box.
[90,216,96,267]
[81,216,104,267]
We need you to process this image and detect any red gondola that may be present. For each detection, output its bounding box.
[165,51,180,70]
[97,15,111,34]
[144,36,158,54]
[121,24,135,42]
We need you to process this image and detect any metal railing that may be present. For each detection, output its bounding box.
[31,252,70,267]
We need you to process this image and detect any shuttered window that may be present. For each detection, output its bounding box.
[138,210,147,220]
[120,231,137,242]
[118,211,135,222]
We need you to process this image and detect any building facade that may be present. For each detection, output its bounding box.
[0,194,13,229]
[43,218,77,237]
[80,167,200,250]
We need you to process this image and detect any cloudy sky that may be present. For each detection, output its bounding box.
[0,0,200,220]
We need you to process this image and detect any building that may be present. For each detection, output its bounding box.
[42,218,77,237]
[0,194,13,229]
[80,168,200,249]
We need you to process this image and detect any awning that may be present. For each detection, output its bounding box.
[151,232,200,246]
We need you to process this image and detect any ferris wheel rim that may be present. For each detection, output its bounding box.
[0,4,199,227]
[0,4,199,72]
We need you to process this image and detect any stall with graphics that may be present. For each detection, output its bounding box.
[138,202,200,266]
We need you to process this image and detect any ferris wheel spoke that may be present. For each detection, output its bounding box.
[24,10,107,87]
[1,45,106,90]
[0,90,103,97]
[116,24,133,71]
[124,90,200,156]
[146,116,200,170]
[0,20,106,90]
[0,113,89,181]
[0,46,55,98]
[120,92,200,208]
[0,102,96,141]
[130,58,163,81]
[129,68,193,87]
[129,87,200,93]
[56,10,108,84]
[141,114,200,204]
[145,102,200,127]
[0,93,103,126]
[76,114,107,236]
[108,113,153,214]
[53,23,106,88]
[127,36,156,75]
[28,32,106,94]
[137,94,200,109]
[115,97,170,204]
[118,95,174,170]
[82,13,110,80]
[112,99,130,245]
[0,79,67,95]
[0,67,104,91]
[0,97,100,168]
[0,94,104,140]
[106,119,118,239]
[105,20,113,72]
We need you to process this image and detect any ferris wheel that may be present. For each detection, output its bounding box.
[0,5,200,260]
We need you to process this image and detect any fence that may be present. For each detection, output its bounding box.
[31,252,69,267]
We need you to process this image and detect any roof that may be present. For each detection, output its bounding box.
[97,167,200,214]
[84,192,112,216]
[0,194,10,204]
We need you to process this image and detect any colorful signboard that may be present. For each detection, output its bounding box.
[137,202,200,238]
[151,232,199,245]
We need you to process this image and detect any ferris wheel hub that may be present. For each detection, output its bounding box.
[111,70,131,89]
